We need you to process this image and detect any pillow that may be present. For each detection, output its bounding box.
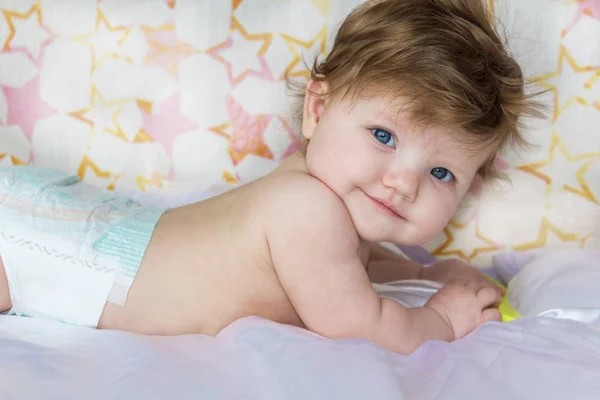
[501,249,600,328]
[0,0,598,266]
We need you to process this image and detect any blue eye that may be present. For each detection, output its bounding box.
[371,128,395,148]
[431,167,454,183]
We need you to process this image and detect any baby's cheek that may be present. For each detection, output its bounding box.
[419,205,455,240]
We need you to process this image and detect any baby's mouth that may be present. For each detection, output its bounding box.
[364,193,405,220]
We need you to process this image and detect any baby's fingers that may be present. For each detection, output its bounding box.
[480,308,502,324]
[478,277,505,296]
[476,287,501,309]
[488,285,504,307]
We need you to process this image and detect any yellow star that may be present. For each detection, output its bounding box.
[587,70,600,94]
[517,130,600,204]
[141,24,199,77]
[512,217,580,252]
[77,156,120,190]
[133,129,153,143]
[73,9,132,71]
[580,233,594,249]
[281,26,327,80]
[136,99,153,114]
[431,218,498,263]
[208,17,272,84]
[136,171,166,192]
[68,86,129,142]
[532,45,600,122]
[310,0,330,16]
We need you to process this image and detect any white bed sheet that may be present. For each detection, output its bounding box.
[0,314,599,400]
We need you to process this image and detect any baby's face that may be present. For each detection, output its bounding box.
[303,94,495,245]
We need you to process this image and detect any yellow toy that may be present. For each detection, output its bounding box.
[485,275,521,322]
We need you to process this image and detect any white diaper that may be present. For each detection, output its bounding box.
[0,166,165,328]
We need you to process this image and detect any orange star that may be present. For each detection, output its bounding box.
[517,130,600,204]
[431,218,499,263]
[512,217,580,252]
[77,156,120,190]
[532,45,600,122]
[2,4,53,59]
[0,154,26,166]
[2,6,40,51]
[231,17,271,55]
[281,26,327,80]
[232,0,244,10]
[209,100,274,166]
[222,170,239,185]
[208,122,233,141]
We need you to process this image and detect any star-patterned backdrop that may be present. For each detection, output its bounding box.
[0,0,599,266]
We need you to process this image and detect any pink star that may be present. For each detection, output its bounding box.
[2,74,58,141]
[140,91,197,158]
[557,0,600,37]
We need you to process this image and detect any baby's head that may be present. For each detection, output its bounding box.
[290,0,541,245]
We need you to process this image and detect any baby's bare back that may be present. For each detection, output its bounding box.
[98,165,306,336]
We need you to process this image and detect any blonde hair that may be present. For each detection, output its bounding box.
[289,0,542,180]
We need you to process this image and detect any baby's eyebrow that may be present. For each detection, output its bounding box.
[372,103,408,129]
[430,148,477,175]
[381,110,403,128]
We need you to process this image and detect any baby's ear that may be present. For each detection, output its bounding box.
[302,80,328,140]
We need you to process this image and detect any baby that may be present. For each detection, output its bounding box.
[0,0,537,354]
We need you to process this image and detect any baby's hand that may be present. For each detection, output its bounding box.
[421,259,504,298]
[424,282,502,340]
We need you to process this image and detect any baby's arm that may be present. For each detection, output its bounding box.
[367,244,503,297]
[267,177,498,354]
[366,243,424,283]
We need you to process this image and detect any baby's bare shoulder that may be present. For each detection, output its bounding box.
[262,171,359,247]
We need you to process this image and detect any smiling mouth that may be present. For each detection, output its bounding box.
[365,194,404,219]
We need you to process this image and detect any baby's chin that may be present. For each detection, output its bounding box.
[382,226,441,247]
[355,224,430,246]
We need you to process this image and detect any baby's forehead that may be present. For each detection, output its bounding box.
[352,96,434,132]
[360,98,472,143]
[353,95,497,162]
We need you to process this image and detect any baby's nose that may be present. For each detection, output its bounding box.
[382,170,419,202]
